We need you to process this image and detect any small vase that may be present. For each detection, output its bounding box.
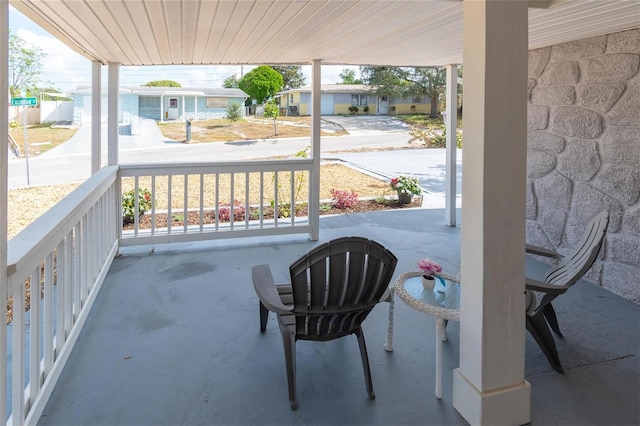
[421,274,435,290]
[397,191,412,205]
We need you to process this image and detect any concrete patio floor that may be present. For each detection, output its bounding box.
[38,208,639,425]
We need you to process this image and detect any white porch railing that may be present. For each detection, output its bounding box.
[118,159,314,246]
[2,159,318,424]
[5,166,120,425]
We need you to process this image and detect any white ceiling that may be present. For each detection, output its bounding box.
[10,0,640,68]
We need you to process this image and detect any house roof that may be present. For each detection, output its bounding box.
[68,86,248,98]
[10,0,640,68]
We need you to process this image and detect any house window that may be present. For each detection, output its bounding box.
[206,97,229,108]
[351,94,368,106]
[290,95,294,103]
[412,95,424,103]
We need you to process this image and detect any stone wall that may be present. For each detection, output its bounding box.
[526,28,640,302]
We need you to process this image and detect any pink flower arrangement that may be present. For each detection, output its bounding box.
[417,258,442,276]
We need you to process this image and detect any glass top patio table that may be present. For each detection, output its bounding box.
[384,271,461,399]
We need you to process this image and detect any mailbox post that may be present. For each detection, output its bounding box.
[186,118,192,142]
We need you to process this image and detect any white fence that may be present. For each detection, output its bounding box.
[39,101,74,123]
[5,166,119,424]
[3,159,317,424]
[119,159,314,245]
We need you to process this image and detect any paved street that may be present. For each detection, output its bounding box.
[7,117,461,209]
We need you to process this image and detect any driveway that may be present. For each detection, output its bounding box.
[323,115,410,135]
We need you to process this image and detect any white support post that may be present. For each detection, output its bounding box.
[0,1,9,420]
[160,94,164,122]
[445,64,458,227]
[308,59,321,241]
[91,61,102,174]
[182,95,186,120]
[453,1,531,425]
[107,63,119,166]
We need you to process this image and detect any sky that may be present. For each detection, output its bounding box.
[9,6,360,94]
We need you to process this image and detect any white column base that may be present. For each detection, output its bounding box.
[453,368,531,426]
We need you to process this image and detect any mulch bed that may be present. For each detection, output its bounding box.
[123,197,423,230]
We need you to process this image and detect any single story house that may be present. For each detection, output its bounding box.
[277,84,431,115]
[70,86,248,124]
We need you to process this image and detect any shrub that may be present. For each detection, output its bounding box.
[122,188,154,219]
[330,189,359,210]
[348,105,359,114]
[226,102,243,122]
[217,200,246,222]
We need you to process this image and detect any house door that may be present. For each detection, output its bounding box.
[378,96,389,114]
[167,98,179,119]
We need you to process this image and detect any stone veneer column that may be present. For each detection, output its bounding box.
[526,28,640,302]
[453,1,530,424]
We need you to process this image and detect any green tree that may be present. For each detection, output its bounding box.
[9,30,45,98]
[360,66,447,118]
[223,75,240,88]
[338,68,362,84]
[238,65,283,104]
[360,66,408,99]
[226,102,243,122]
[142,80,181,87]
[263,100,280,135]
[271,65,305,90]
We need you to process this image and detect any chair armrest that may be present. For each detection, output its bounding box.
[252,264,293,314]
[379,287,392,303]
[525,277,568,295]
[525,244,563,261]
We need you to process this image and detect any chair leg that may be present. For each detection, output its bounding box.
[279,324,298,410]
[543,303,563,337]
[259,301,269,333]
[355,328,375,400]
[526,313,564,373]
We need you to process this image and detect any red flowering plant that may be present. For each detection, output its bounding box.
[389,175,421,195]
[122,188,154,220]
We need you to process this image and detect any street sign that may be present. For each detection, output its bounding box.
[11,97,37,106]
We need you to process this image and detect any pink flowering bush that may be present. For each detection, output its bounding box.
[217,200,246,222]
[330,189,359,210]
[417,258,442,276]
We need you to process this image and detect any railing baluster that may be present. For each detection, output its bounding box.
[29,267,41,406]
[64,231,73,337]
[274,172,279,227]
[73,223,81,318]
[290,171,295,226]
[151,176,156,236]
[43,254,54,377]
[133,177,140,236]
[168,175,173,235]
[245,172,250,229]
[56,240,65,359]
[183,174,189,233]
[11,273,25,424]
[199,174,204,232]
[215,173,219,231]
[230,173,235,230]
[259,171,264,228]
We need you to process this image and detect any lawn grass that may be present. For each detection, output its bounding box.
[10,122,79,155]
[157,117,347,143]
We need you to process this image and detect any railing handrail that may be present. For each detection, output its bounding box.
[6,166,118,276]
[118,158,312,176]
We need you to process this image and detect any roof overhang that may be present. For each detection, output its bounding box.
[10,0,639,68]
